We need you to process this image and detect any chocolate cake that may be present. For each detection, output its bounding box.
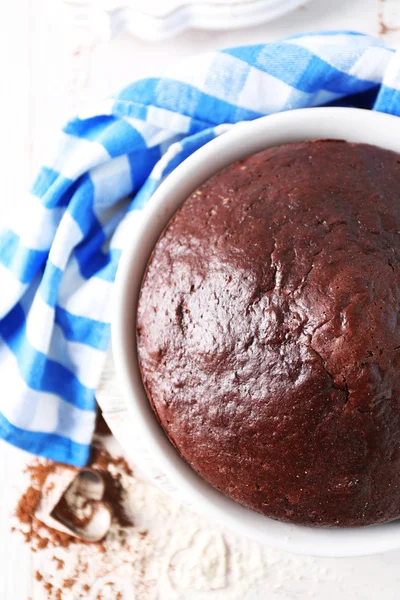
[136,140,400,527]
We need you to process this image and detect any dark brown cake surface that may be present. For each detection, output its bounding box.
[137,140,400,527]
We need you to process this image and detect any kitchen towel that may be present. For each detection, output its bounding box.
[0,31,398,466]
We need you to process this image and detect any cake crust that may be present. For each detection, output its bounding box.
[137,140,400,527]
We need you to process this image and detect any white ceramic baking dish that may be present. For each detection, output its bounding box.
[112,107,400,557]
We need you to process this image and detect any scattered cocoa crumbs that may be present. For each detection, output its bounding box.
[53,556,65,570]
[378,15,397,35]
[95,582,116,600]
[15,459,77,549]
[81,562,88,574]
[37,537,49,550]
[14,443,133,553]
[114,456,134,478]
[378,0,399,36]
[16,487,41,525]
[12,439,143,599]
[44,581,54,594]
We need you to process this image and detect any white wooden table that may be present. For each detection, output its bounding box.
[2,0,400,598]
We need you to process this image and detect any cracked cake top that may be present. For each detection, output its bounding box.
[137,140,400,527]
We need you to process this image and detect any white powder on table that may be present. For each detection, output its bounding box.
[19,436,342,600]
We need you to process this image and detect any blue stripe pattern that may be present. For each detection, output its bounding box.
[0,31,398,466]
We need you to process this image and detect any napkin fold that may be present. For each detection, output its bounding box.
[0,31,398,466]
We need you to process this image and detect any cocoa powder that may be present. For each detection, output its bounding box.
[44,581,54,594]
[53,557,65,570]
[16,487,41,525]
[13,439,139,599]
[14,443,133,552]
[15,459,76,549]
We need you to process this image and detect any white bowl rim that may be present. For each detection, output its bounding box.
[112,107,400,557]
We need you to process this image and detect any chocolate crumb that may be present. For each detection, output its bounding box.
[98,542,106,554]
[378,0,399,36]
[52,493,94,531]
[37,537,49,550]
[16,487,41,525]
[378,19,399,35]
[13,444,133,553]
[53,557,65,570]
[63,578,74,589]
[12,440,139,600]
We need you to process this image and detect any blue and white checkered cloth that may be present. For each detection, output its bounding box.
[0,31,399,466]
